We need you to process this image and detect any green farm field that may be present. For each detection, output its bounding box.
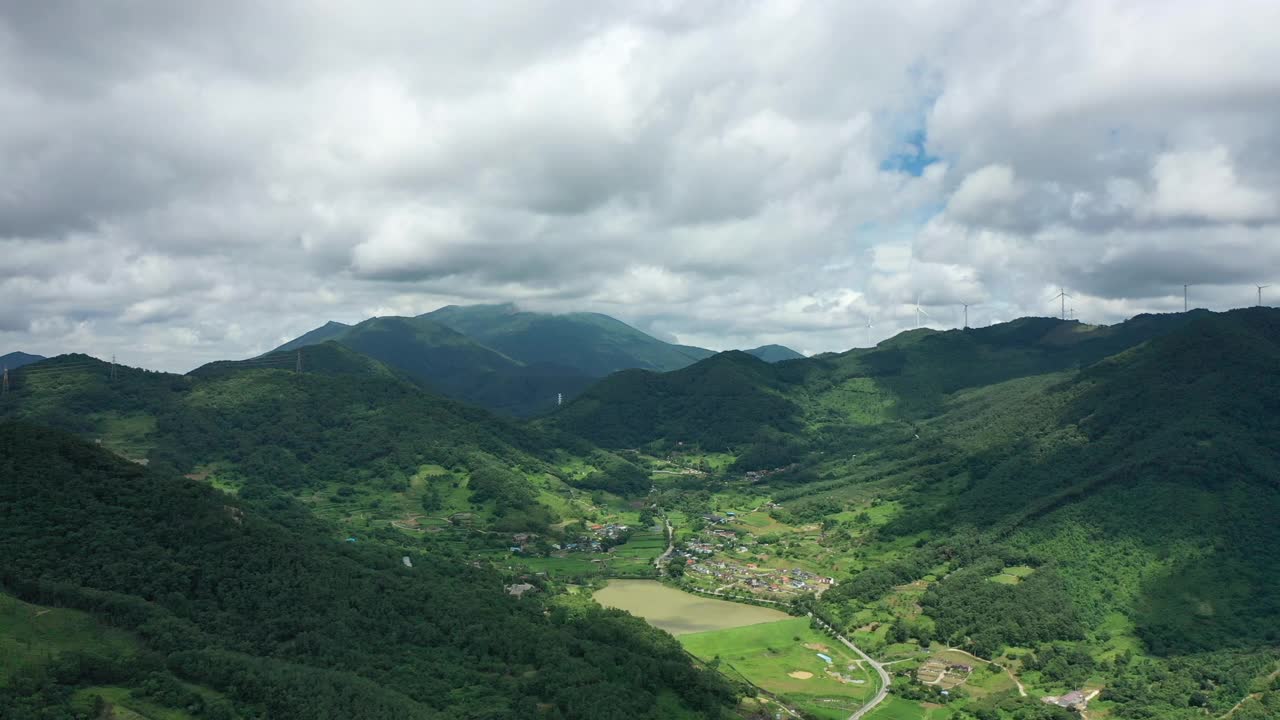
[681,617,879,720]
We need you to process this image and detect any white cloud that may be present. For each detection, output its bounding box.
[1,1,1279,371]
[1142,146,1277,223]
[946,165,1025,225]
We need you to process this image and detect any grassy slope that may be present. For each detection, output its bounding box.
[0,592,138,684]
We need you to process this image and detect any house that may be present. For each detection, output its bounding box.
[1043,690,1089,711]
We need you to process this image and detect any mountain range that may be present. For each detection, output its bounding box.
[264,304,802,415]
[3,307,1278,719]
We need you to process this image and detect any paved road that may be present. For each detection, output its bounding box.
[810,615,891,720]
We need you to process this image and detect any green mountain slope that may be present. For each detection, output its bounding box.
[2,351,551,496]
[553,312,1213,451]
[192,340,404,381]
[271,305,724,416]
[0,423,736,720]
[422,303,715,375]
[744,344,804,362]
[551,351,802,451]
[270,320,351,353]
[588,309,1277,719]
[269,314,591,416]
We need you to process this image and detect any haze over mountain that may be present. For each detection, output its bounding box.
[0,351,45,369]
[743,344,806,363]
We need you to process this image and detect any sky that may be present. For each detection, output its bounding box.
[3,1,1279,372]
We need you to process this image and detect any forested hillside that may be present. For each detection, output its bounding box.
[0,424,736,719]
[586,308,1279,719]
[551,311,1211,452]
[7,309,1278,720]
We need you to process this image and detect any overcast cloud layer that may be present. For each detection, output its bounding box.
[3,0,1279,371]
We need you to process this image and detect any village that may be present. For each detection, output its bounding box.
[671,512,836,598]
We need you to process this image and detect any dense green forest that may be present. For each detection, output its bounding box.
[6,308,1279,719]
[0,343,601,504]
[556,308,1280,718]
[0,424,737,719]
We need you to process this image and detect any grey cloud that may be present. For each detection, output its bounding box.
[2,2,1279,372]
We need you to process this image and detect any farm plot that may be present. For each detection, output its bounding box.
[681,617,879,720]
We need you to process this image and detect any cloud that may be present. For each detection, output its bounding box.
[946,165,1025,226]
[1142,147,1277,223]
[1,2,1278,372]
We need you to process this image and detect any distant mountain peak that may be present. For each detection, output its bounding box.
[745,344,805,362]
[0,351,47,369]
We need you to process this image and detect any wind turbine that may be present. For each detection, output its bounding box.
[961,302,977,329]
[1258,285,1271,307]
[1183,284,1190,313]
[1050,288,1071,320]
[915,294,930,329]
[864,315,874,347]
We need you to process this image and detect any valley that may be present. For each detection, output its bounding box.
[3,307,1279,720]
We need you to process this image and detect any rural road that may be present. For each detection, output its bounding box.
[654,516,675,569]
[810,615,891,720]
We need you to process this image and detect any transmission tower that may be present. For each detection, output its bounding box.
[296,350,303,373]
[2,366,8,396]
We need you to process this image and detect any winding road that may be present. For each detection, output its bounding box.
[810,615,892,720]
